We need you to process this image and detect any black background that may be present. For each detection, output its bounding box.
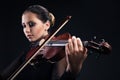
[0,0,119,80]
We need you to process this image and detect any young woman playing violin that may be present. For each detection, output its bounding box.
[0,5,88,80]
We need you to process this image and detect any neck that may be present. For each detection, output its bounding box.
[31,34,50,47]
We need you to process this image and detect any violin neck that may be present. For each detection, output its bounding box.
[45,40,68,46]
[45,40,88,47]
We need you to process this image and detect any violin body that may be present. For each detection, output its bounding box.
[26,33,71,63]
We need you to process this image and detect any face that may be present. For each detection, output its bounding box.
[22,12,50,42]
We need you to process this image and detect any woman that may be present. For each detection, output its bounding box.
[1,5,87,80]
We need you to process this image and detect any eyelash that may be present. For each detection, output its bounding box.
[22,22,36,28]
[22,24,26,28]
[29,22,35,27]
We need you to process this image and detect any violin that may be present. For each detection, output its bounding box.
[37,32,112,62]
[7,16,112,80]
[25,32,112,64]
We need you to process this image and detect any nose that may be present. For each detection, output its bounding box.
[24,26,30,33]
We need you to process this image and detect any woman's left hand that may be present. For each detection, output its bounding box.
[65,36,87,74]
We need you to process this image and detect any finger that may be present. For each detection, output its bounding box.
[67,38,73,53]
[83,47,88,58]
[65,44,70,55]
[72,36,79,53]
[77,37,84,51]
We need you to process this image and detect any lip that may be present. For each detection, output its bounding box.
[27,35,33,39]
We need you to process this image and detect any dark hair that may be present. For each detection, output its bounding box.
[23,5,55,27]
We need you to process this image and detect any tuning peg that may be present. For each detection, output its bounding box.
[99,39,105,44]
[93,36,97,40]
[101,39,105,42]
[91,36,97,41]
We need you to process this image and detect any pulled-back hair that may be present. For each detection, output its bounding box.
[23,5,55,27]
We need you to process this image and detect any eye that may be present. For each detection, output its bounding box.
[22,23,26,28]
[28,21,36,27]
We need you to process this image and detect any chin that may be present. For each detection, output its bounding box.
[29,39,39,43]
[28,39,35,42]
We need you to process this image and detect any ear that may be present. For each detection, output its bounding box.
[44,20,50,30]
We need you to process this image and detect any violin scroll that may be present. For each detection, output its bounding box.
[83,40,112,55]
